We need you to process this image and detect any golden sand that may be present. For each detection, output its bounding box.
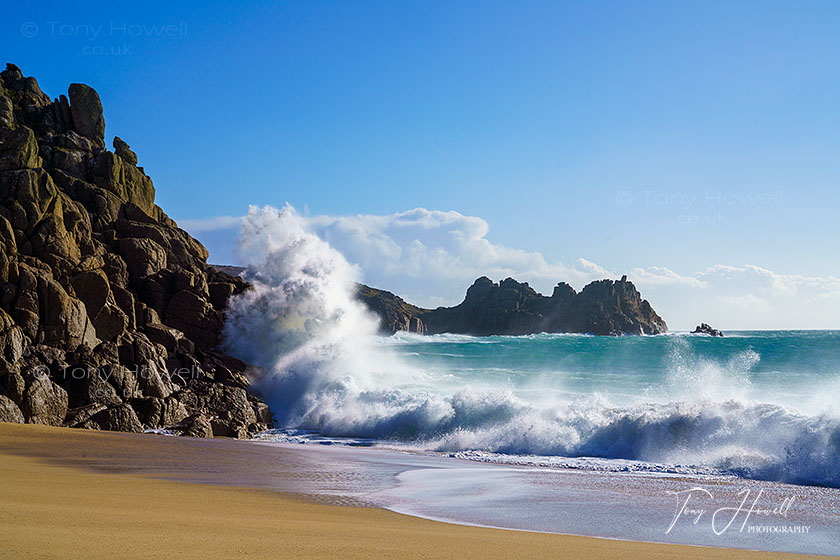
[0,423,826,560]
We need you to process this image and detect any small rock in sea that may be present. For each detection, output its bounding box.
[691,323,723,337]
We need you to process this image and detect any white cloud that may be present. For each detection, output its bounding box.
[641,264,840,329]
[179,207,840,329]
[304,208,610,304]
[576,258,611,278]
[698,264,840,302]
[628,266,707,288]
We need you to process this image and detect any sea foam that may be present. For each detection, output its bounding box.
[223,204,840,488]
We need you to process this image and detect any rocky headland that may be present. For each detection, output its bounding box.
[360,275,668,336]
[0,64,272,437]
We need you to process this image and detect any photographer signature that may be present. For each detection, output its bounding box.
[666,487,800,535]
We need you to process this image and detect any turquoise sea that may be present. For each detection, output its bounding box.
[255,330,840,488]
[223,208,839,490]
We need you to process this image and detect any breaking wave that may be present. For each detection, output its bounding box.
[223,204,840,488]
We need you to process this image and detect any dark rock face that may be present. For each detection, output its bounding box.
[67,83,105,144]
[170,413,213,438]
[112,136,137,166]
[0,393,23,422]
[362,275,668,336]
[0,64,273,437]
[692,323,723,337]
[356,284,426,334]
[19,368,69,425]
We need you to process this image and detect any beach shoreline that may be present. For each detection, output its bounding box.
[1,423,834,560]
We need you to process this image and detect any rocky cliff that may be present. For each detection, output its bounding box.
[0,64,272,437]
[356,284,426,334]
[363,275,667,336]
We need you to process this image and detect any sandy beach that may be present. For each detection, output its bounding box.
[2,3,839,559]
[0,423,831,560]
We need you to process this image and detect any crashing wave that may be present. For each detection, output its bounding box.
[223,204,840,489]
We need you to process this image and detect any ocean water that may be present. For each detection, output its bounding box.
[258,330,840,488]
[383,330,840,484]
[223,205,840,490]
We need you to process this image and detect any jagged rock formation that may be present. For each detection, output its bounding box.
[691,323,723,337]
[356,284,426,334]
[0,64,272,436]
[363,275,667,336]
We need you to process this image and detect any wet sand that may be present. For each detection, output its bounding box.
[0,423,830,560]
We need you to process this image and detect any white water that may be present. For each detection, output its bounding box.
[223,204,840,488]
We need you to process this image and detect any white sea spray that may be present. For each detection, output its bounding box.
[223,204,840,488]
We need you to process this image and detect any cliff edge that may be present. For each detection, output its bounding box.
[0,64,272,437]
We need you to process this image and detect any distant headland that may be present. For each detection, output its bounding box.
[358,274,667,336]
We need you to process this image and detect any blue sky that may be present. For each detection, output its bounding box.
[3,1,839,328]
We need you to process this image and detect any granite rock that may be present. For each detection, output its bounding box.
[0,64,273,437]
